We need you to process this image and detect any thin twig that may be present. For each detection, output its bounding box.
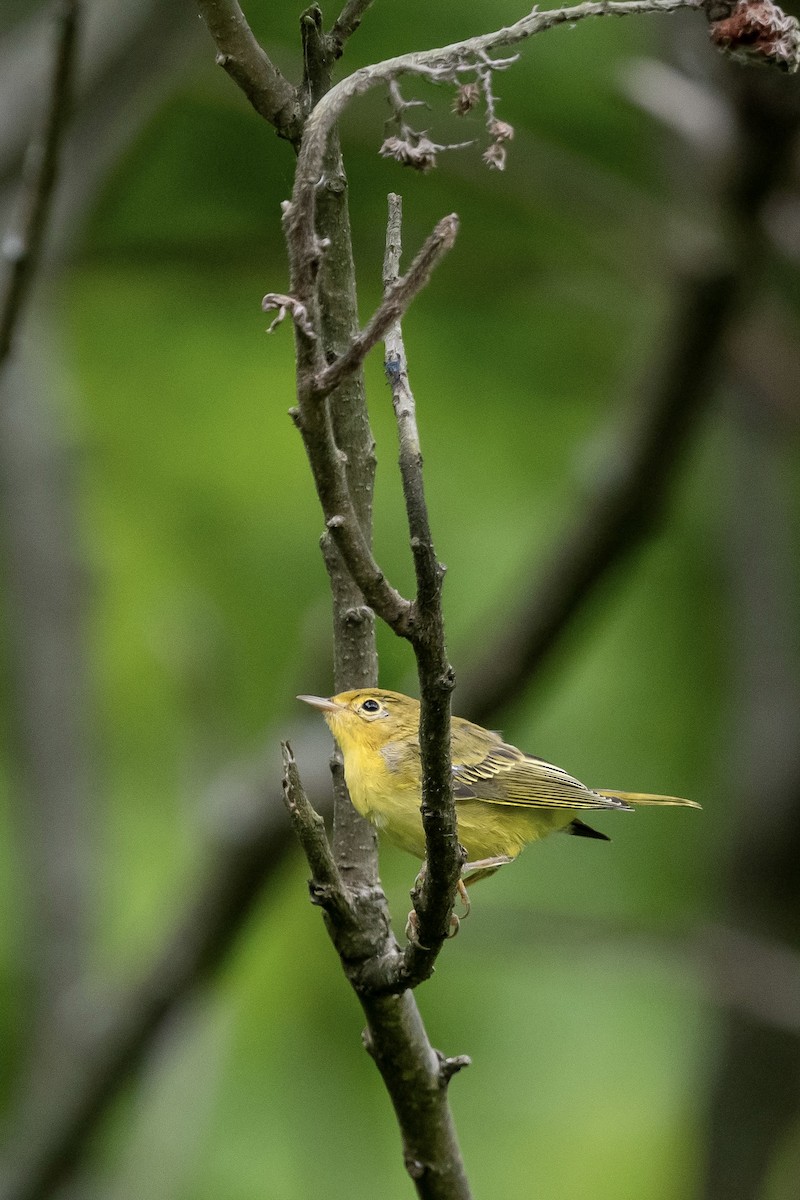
[381,194,462,983]
[294,6,386,889]
[195,0,304,144]
[281,742,358,927]
[312,213,459,399]
[328,0,376,58]
[0,0,80,369]
[289,397,415,632]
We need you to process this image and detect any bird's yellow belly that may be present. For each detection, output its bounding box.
[344,753,575,862]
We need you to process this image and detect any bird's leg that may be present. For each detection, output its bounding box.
[461,854,515,888]
[406,860,463,941]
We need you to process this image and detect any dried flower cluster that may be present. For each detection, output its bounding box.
[379,131,475,172]
[707,0,800,71]
[380,132,441,172]
[381,50,519,174]
[450,56,518,170]
[482,116,515,171]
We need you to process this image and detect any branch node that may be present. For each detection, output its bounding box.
[261,292,317,339]
[344,605,374,626]
[438,1052,472,1085]
[308,880,341,908]
[327,514,345,529]
[439,667,456,692]
[404,1155,428,1181]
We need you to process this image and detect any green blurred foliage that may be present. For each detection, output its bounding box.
[4,1,795,1197]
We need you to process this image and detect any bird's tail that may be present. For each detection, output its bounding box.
[595,790,701,809]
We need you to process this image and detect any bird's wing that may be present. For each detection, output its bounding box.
[451,741,633,812]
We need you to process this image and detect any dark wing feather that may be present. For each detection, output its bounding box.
[450,726,633,813]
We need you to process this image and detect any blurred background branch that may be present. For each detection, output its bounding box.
[702,370,800,1198]
[0,0,79,365]
[0,729,329,1200]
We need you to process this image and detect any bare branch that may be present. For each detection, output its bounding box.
[381,194,462,982]
[328,0,376,58]
[311,213,459,399]
[0,0,80,369]
[288,403,414,633]
[281,742,357,927]
[195,0,304,144]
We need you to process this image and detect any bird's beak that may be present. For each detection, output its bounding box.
[297,694,344,713]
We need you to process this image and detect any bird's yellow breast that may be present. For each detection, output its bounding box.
[338,735,428,857]
[336,731,574,861]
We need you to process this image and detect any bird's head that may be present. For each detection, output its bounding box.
[298,689,419,752]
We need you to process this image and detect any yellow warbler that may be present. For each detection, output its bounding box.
[299,689,699,884]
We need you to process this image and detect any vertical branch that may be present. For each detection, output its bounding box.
[299,4,382,889]
[382,194,462,968]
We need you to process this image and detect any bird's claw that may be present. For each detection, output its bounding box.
[404,907,461,943]
[455,878,471,920]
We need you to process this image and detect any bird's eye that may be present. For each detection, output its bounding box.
[361,699,380,713]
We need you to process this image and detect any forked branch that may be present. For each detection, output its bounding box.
[311,213,459,400]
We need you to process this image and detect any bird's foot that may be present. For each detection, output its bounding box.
[404,907,461,943]
[405,907,420,945]
[455,878,471,920]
